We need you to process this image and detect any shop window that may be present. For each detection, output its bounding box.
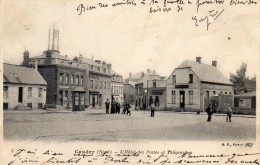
[189,90,193,104]
[3,86,8,99]
[28,87,32,98]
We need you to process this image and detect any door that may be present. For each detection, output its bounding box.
[92,95,95,107]
[18,87,23,103]
[179,91,185,108]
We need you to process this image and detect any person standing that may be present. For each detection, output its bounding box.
[105,99,110,114]
[206,105,212,122]
[150,103,155,117]
[126,104,132,116]
[226,107,232,122]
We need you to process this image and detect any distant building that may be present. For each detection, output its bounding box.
[234,91,256,109]
[134,69,163,110]
[3,63,47,110]
[111,70,124,105]
[166,57,233,111]
[123,84,135,105]
[147,79,167,110]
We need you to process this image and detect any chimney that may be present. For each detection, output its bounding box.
[147,69,150,73]
[107,64,112,70]
[102,61,106,67]
[141,72,145,78]
[129,72,132,78]
[196,57,202,63]
[34,60,38,71]
[95,60,101,64]
[22,50,30,66]
[44,50,52,64]
[212,60,217,67]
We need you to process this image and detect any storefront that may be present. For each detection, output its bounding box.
[148,88,166,110]
[89,91,102,108]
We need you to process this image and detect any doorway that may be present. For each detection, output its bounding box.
[18,87,23,103]
[179,91,185,108]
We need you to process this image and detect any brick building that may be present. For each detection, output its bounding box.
[166,57,233,111]
[3,63,47,110]
[22,27,87,110]
[23,50,87,111]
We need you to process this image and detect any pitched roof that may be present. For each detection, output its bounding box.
[78,56,103,67]
[3,64,47,85]
[176,60,232,85]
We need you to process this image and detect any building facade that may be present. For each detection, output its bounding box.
[111,71,124,105]
[3,64,47,110]
[123,84,135,105]
[134,69,163,110]
[166,57,234,111]
[75,55,112,109]
[147,79,167,110]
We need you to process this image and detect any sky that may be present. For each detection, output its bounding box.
[1,0,259,79]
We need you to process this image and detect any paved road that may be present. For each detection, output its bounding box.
[3,109,256,142]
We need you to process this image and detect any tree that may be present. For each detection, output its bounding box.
[230,63,256,94]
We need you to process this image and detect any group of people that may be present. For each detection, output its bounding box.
[105,99,131,116]
[206,104,232,122]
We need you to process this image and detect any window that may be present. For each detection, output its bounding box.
[95,80,98,89]
[90,80,93,88]
[76,75,79,85]
[28,87,32,98]
[71,75,74,84]
[189,90,193,104]
[80,76,83,85]
[172,75,176,84]
[206,91,209,99]
[104,82,106,89]
[65,74,69,84]
[38,88,43,98]
[229,92,232,95]
[90,65,93,71]
[225,92,227,95]
[108,82,110,89]
[153,81,156,88]
[98,67,100,72]
[60,73,64,83]
[213,91,216,95]
[3,86,8,99]
[100,81,102,89]
[220,91,223,94]
[171,91,176,103]
[189,74,193,83]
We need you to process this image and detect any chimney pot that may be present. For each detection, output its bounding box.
[196,57,202,63]
[95,60,101,64]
